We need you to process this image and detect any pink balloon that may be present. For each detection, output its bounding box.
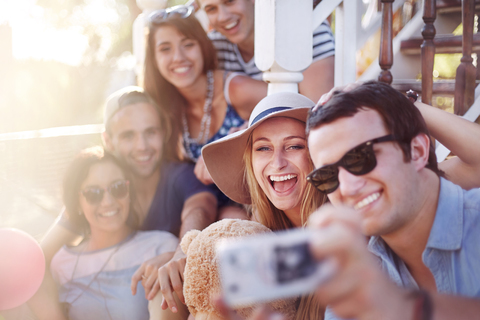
[0,228,45,310]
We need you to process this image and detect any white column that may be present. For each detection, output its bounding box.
[334,0,358,87]
[255,0,312,95]
[133,0,168,77]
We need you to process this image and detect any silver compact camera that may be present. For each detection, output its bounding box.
[217,229,334,308]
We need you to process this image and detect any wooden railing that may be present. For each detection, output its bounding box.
[378,0,394,84]
[421,0,437,106]
[454,0,476,115]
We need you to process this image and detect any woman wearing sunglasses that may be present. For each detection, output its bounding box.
[202,92,326,320]
[143,5,267,187]
[46,146,178,320]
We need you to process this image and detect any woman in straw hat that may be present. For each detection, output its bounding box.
[202,92,326,319]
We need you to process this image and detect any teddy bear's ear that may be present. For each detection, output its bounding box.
[180,229,201,255]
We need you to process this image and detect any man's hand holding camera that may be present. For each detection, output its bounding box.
[308,205,412,320]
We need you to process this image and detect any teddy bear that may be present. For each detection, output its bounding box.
[180,219,297,320]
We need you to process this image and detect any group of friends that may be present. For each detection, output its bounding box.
[14,0,480,319]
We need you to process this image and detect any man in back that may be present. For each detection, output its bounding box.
[197,0,335,102]
[304,81,480,319]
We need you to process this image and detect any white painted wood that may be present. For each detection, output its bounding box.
[334,3,346,86]
[255,0,312,94]
[255,0,275,72]
[312,0,343,31]
[275,0,312,71]
[343,0,358,84]
[330,0,359,86]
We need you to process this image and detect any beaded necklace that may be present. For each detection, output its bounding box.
[182,70,214,161]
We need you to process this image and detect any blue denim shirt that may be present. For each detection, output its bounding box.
[326,178,480,320]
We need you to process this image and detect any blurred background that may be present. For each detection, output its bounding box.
[0,0,184,241]
[0,0,465,241]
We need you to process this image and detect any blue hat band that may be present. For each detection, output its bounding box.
[250,106,292,126]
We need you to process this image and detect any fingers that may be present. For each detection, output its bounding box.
[308,204,362,233]
[142,263,160,299]
[214,297,243,320]
[148,279,160,301]
[194,156,213,185]
[158,268,177,312]
[131,265,145,295]
[161,296,169,311]
[228,122,248,134]
[169,265,186,303]
[305,205,394,320]
[313,81,364,112]
[250,306,286,320]
[158,259,187,313]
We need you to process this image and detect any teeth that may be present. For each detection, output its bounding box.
[269,174,297,182]
[173,66,189,73]
[136,155,151,162]
[354,192,380,210]
[100,210,117,217]
[225,21,238,30]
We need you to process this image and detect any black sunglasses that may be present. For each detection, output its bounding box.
[81,180,130,205]
[306,135,396,194]
[148,5,194,25]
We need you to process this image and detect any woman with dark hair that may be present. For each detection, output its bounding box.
[143,5,267,186]
[46,146,178,320]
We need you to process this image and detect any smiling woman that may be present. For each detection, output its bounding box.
[202,92,326,320]
[142,5,266,170]
[250,117,313,228]
[31,146,178,320]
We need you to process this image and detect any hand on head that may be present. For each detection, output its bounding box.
[313,82,364,112]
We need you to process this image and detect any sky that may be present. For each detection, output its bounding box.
[0,0,126,66]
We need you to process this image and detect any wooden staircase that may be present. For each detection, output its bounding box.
[377,0,479,117]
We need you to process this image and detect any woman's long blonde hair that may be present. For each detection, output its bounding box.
[243,123,326,319]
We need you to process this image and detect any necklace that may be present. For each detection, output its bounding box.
[182,69,214,161]
[66,232,135,319]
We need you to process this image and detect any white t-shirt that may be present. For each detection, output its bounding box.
[51,231,178,320]
[209,21,335,80]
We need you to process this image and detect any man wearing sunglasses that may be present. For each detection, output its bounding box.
[196,0,335,102]
[304,81,480,319]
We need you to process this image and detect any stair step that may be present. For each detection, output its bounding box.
[400,33,480,55]
[392,80,456,94]
[437,0,480,13]
[393,79,480,95]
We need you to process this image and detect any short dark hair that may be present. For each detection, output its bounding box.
[306,81,443,176]
[63,146,139,234]
[143,14,217,162]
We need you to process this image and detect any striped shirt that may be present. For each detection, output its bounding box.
[209,21,335,80]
